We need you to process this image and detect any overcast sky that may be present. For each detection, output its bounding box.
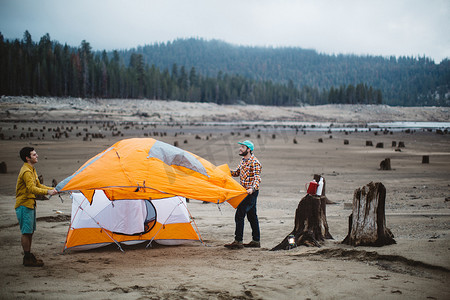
[0,0,449,62]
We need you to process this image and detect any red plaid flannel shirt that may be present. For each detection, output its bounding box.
[231,154,262,190]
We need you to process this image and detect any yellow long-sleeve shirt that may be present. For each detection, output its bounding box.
[15,163,52,209]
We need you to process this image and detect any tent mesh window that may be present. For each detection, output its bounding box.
[144,200,157,233]
[111,199,157,236]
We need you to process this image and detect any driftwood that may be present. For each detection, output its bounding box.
[342,182,395,246]
[271,194,333,250]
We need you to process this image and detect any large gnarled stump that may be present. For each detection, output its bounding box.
[342,182,395,246]
[271,194,333,250]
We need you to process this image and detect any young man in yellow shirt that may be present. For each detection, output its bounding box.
[15,147,57,267]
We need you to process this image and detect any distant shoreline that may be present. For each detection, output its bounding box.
[1,96,449,125]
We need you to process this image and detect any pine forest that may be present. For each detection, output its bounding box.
[1,32,449,106]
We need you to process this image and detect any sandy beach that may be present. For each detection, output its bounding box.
[0,96,449,299]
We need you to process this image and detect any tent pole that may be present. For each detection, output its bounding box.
[62,192,80,253]
[87,213,124,252]
[145,199,184,249]
[181,198,206,246]
[69,194,124,252]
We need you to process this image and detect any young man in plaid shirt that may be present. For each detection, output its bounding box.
[225,140,262,249]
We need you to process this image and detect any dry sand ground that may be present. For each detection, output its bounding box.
[0,97,449,299]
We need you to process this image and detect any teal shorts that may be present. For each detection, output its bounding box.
[15,206,36,234]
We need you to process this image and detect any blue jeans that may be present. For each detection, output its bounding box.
[235,190,260,242]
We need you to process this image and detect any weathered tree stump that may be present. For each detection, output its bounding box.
[379,158,391,170]
[366,141,373,146]
[376,142,384,148]
[342,182,395,246]
[391,141,397,147]
[398,141,405,148]
[271,194,333,251]
[36,175,49,200]
[0,161,7,174]
[422,155,429,164]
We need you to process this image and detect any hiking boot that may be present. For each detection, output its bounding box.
[23,253,44,267]
[224,240,244,249]
[243,240,260,248]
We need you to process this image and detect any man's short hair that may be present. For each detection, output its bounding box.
[20,147,35,162]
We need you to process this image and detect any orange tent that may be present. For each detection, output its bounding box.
[56,138,247,251]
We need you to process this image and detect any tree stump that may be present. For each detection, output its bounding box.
[271,194,333,251]
[342,182,395,246]
[379,158,391,170]
[366,141,373,146]
[0,161,7,174]
[36,175,49,200]
[422,155,429,164]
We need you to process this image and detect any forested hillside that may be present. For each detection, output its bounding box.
[1,32,448,106]
[126,38,449,106]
